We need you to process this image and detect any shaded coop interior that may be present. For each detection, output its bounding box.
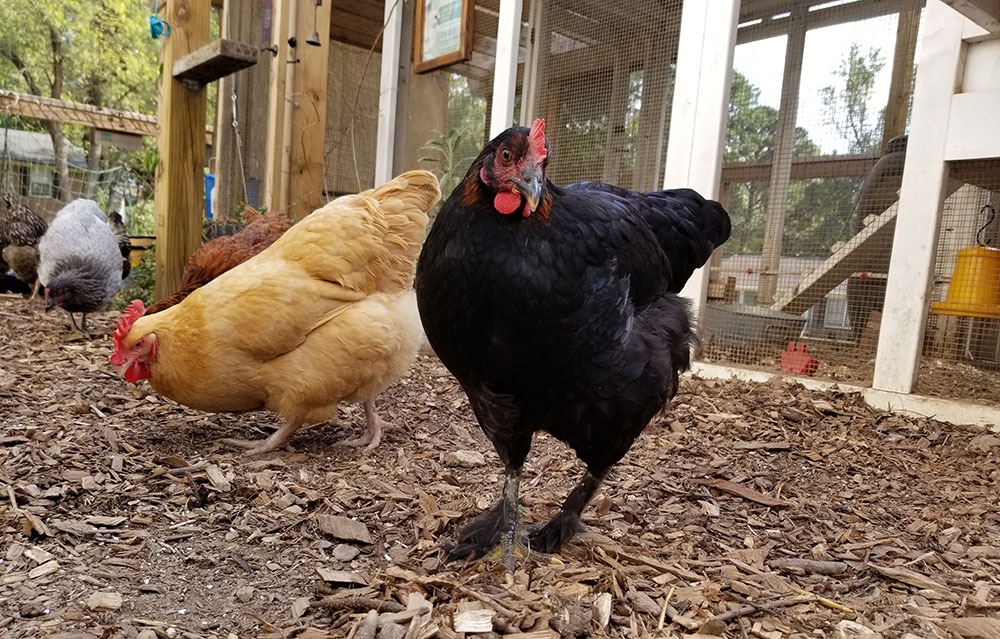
[698,0,1000,409]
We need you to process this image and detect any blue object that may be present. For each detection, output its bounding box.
[149,15,170,39]
[204,172,216,219]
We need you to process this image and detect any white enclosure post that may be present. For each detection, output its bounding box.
[664,0,740,319]
[490,0,524,138]
[872,1,968,394]
[375,0,404,184]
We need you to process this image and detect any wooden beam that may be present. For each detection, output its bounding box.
[490,0,525,136]
[153,0,211,299]
[882,0,922,147]
[757,9,807,306]
[287,0,332,219]
[941,0,1000,31]
[375,0,403,183]
[665,0,740,320]
[172,38,259,89]
[873,0,967,394]
[738,0,912,45]
[263,0,293,215]
[0,89,214,146]
[722,153,879,183]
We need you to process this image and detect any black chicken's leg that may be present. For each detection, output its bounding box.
[529,468,606,553]
[448,467,524,570]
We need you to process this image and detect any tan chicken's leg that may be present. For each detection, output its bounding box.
[343,399,385,451]
[221,420,302,456]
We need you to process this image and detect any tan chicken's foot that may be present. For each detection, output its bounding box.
[220,422,301,456]
[343,399,385,451]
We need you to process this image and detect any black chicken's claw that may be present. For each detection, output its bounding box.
[446,502,507,562]
[528,511,583,554]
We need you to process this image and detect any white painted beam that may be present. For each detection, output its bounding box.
[941,0,1000,32]
[664,0,741,320]
[873,1,969,394]
[945,90,1000,159]
[375,0,404,185]
[490,0,524,138]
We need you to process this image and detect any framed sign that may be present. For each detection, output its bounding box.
[414,0,474,74]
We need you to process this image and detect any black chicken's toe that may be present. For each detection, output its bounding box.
[528,511,582,553]
[445,506,507,562]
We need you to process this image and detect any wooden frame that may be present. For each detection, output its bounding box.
[413,0,474,73]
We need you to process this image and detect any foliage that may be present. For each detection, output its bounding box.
[724,72,821,255]
[115,243,155,309]
[820,44,886,154]
[420,129,475,218]
[0,0,159,199]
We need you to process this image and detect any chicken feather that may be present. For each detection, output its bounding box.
[111,170,440,454]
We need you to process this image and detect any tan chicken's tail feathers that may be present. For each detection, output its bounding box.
[366,171,441,292]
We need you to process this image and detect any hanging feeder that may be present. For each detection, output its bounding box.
[931,199,1000,318]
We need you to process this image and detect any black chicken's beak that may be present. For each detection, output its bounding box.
[43,290,54,311]
[512,171,543,213]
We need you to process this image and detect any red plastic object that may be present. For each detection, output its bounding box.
[780,342,818,376]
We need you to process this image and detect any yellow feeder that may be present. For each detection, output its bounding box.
[931,245,1000,318]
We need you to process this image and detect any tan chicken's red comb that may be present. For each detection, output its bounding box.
[113,299,146,350]
[529,118,547,162]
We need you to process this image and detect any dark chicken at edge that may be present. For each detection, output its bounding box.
[415,119,731,569]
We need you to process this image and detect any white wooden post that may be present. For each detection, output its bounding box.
[872,1,968,394]
[375,0,404,185]
[490,0,524,138]
[664,0,741,319]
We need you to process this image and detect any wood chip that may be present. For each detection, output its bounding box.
[453,609,492,633]
[315,515,372,543]
[86,591,123,611]
[315,567,367,586]
[689,478,793,507]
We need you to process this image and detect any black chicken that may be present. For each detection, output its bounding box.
[415,119,731,568]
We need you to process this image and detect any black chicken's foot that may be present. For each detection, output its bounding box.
[529,469,605,553]
[448,468,524,570]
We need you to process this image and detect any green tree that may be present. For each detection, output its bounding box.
[820,43,886,154]
[724,71,819,255]
[0,0,158,200]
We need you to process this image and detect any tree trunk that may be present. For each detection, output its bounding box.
[48,24,71,202]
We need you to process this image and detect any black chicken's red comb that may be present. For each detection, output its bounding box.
[529,118,547,162]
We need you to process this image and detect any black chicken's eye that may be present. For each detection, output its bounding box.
[500,148,511,163]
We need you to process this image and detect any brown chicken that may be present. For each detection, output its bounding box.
[110,171,440,455]
[145,208,293,315]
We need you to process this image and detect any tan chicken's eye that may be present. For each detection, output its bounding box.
[500,149,511,163]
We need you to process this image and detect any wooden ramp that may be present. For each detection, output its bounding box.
[771,205,898,315]
[772,181,966,315]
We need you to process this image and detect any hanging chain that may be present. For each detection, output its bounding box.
[231,88,250,207]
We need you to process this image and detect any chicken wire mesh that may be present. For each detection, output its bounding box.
[918,163,1000,405]
[520,0,682,191]
[704,0,926,388]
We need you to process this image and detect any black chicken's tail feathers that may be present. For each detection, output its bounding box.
[567,183,731,293]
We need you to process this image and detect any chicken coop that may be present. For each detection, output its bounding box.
[112,0,1000,427]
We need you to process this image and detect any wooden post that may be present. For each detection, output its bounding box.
[153,0,210,300]
[664,0,739,320]
[757,10,807,306]
[375,0,404,185]
[873,1,968,394]
[602,58,629,184]
[287,0,332,219]
[881,0,922,148]
[263,0,331,220]
[490,0,525,137]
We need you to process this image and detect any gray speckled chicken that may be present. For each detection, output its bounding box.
[38,199,123,332]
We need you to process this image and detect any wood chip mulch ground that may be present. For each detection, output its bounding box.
[1,295,999,639]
